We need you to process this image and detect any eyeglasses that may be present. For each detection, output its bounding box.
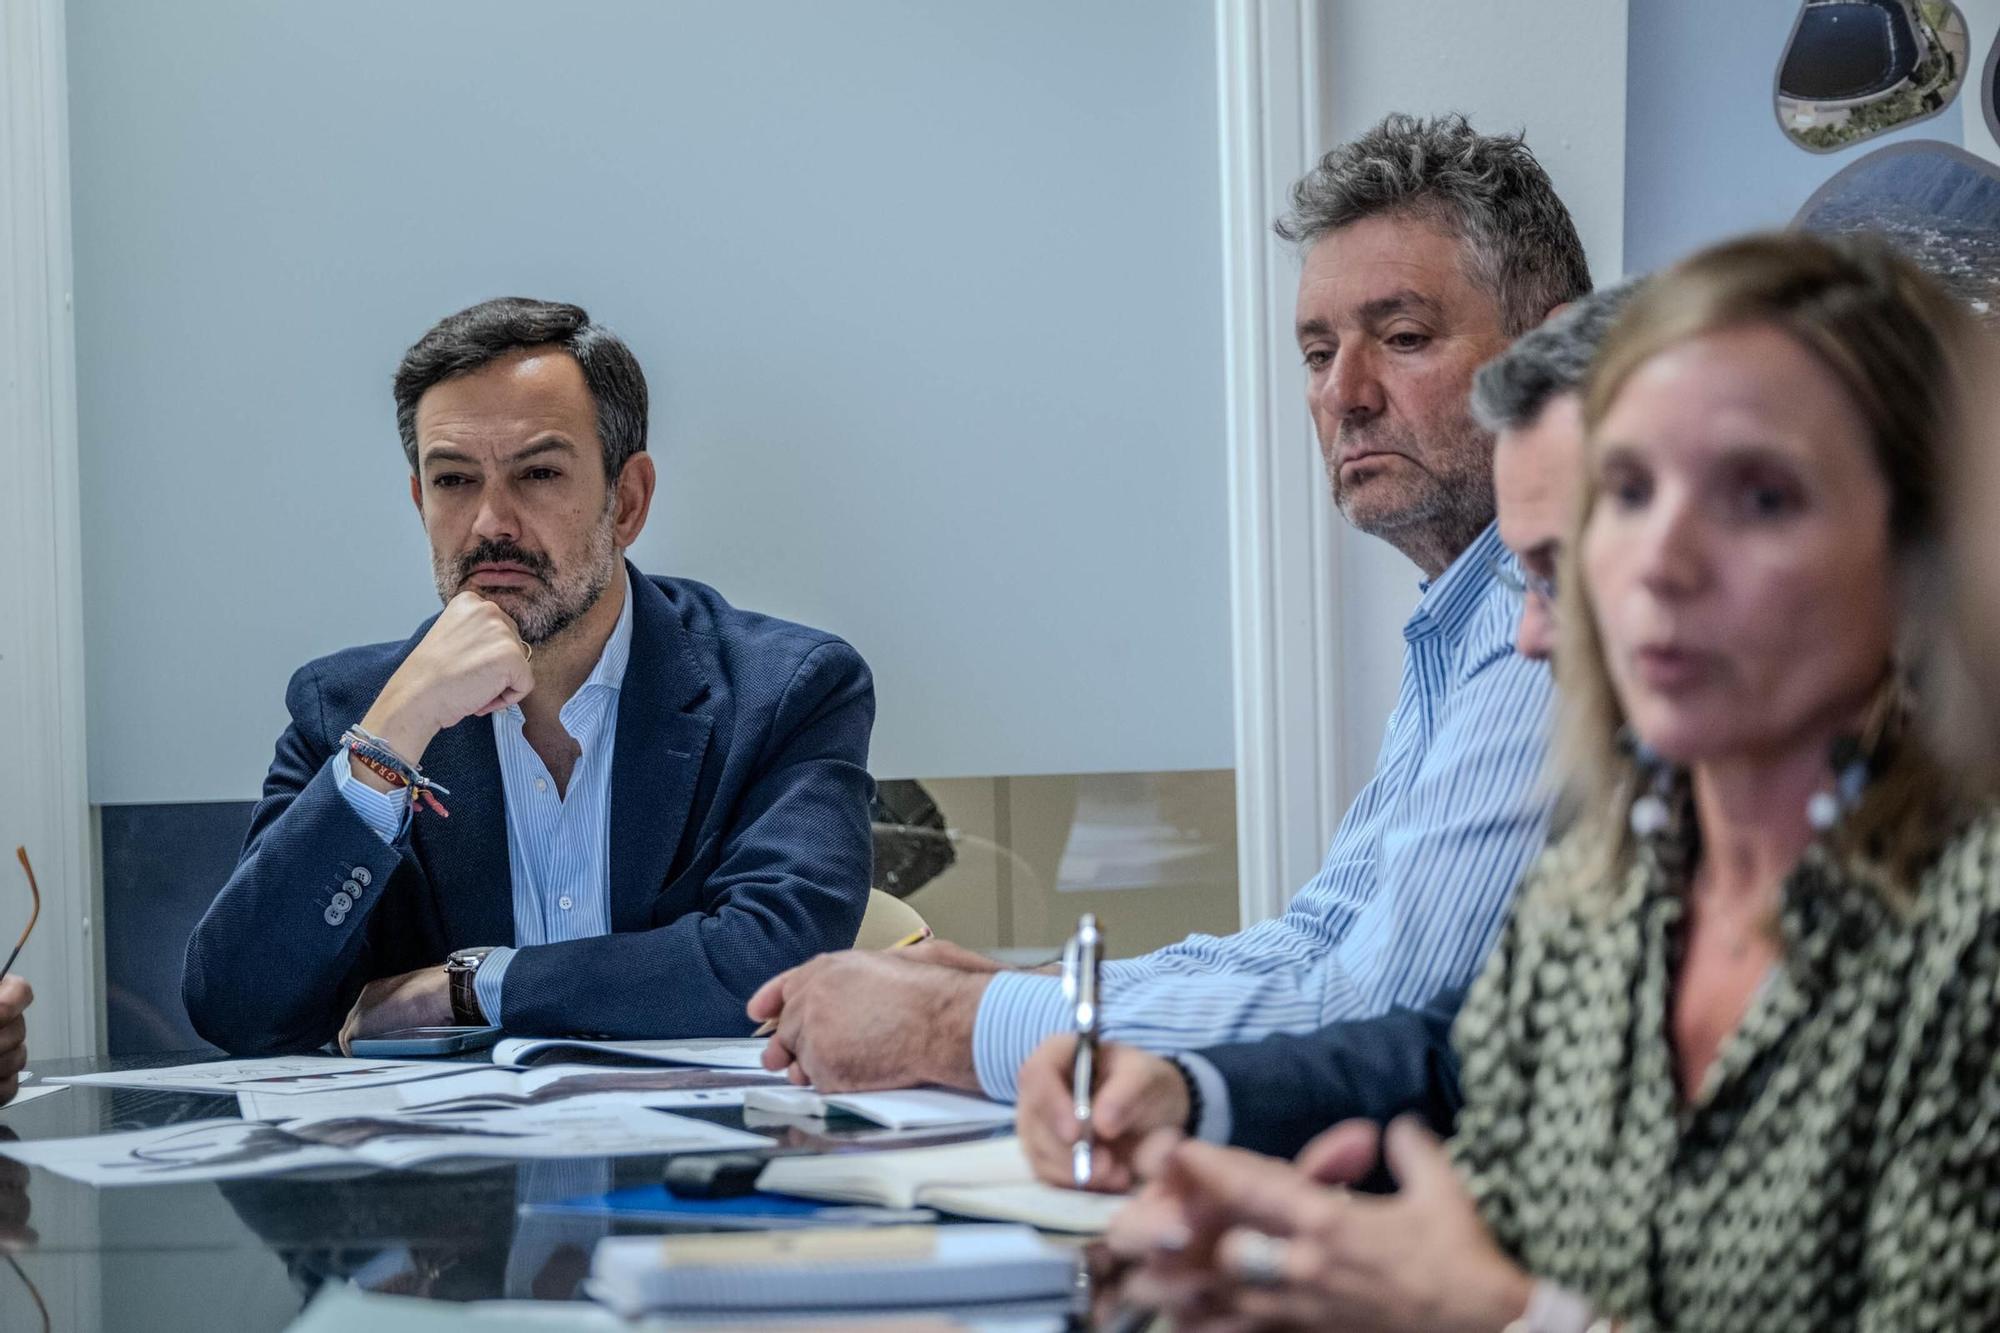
[1488,555,1557,606]
[3,848,42,982]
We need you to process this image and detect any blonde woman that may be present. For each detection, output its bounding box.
[1104,233,1999,1332]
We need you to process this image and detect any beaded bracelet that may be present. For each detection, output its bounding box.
[340,726,452,818]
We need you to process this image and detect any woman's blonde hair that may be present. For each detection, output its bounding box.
[1554,232,1981,904]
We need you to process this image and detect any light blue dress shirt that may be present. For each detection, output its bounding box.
[333,570,635,1024]
[973,523,1555,1100]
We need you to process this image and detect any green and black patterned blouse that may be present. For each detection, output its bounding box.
[1450,812,2000,1331]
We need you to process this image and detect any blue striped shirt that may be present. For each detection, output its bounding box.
[333,569,635,1024]
[972,523,1554,1099]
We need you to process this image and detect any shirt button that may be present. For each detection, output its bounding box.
[558,895,574,911]
[534,778,548,793]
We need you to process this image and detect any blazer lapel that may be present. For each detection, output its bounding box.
[411,717,515,949]
[609,568,713,933]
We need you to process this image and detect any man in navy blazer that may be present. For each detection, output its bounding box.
[184,298,874,1056]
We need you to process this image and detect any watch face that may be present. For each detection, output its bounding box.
[449,947,492,972]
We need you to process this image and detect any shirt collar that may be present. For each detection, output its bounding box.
[500,566,635,732]
[581,565,636,697]
[1404,521,1506,643]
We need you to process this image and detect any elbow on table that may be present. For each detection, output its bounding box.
[181,948,332,1058]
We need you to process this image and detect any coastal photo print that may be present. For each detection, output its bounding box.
[1793,141,2000,325]
[1775,0,1968,152]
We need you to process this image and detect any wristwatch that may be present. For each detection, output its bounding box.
[445,947,499,1025]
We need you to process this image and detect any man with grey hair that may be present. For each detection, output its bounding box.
[753,114,1590,1105]
[1006,282,1640,1184]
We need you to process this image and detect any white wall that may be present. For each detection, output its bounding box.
[1313,0,1629,801]
[67,0,1234,803]
[1,0,96,1064]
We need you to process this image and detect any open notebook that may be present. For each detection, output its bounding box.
[489,1037,770,1070]
[756,1135,1126,1234]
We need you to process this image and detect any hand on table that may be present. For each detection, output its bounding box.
[747,950,988,1092]
[0,976,31,1105]
[894,938,1012,974]
[337,965,452,1054]
[1017,1034,1189,1193]
[1105,1117,1533,1333]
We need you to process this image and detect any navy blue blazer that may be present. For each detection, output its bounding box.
[184,568,875,1055]
[1197,988,1465,1162]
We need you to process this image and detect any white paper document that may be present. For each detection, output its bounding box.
[236,1085,411,1122]
[491,1037,770,1070]
[399,1063,781,1110]
[742,1087,1016,1130]
[0,1102,767,1186]
[239,1063,782,1123]
[0,1083,67,1112]
[49,1055,466,1097]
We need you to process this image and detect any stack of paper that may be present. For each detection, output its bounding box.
[491,1037,770,1070]
[48,1056,465,1097]
[0,1101,767,1186]
[741,1087,1016,1130]
[588,1224,1078,1317]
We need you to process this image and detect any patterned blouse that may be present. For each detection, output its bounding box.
[1450,811,2000,1331]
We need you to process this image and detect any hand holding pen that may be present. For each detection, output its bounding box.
[1062,912,1103,1189]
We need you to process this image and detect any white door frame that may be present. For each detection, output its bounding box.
[1215,0,1345,925]
[1,0,99,1059]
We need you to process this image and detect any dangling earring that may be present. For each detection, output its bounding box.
[1807,736,1873,833]
[1621,728,1676,838]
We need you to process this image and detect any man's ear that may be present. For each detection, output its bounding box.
[1542,299,1573,325]
[409,472,424,519]
[612,453,657,547]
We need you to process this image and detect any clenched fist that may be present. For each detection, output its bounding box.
[354,591,535,776]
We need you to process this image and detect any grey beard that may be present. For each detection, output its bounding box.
[1330,414,1496,576]
[431,508,620,646]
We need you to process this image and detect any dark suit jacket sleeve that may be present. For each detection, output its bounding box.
[182,664,429,1055]
[496,639,875,1038]
[1195,987,1466,1160]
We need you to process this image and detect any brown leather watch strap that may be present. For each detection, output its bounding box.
[447,948,496,1025]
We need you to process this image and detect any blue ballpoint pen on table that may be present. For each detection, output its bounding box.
[1060,913,1103,1189]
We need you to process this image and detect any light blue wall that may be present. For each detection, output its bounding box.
[1625,0,1966,274]
[68,1,1230,802]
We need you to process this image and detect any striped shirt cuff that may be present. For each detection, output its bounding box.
[329,749,411,845]
[972,970,1074,1101]
[1172,1051,1234,1144]
[473,947,516,1026]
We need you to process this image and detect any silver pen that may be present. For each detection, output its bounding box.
[1061,912,1103,1189]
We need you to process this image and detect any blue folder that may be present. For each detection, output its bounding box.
[525,1182,938,1229]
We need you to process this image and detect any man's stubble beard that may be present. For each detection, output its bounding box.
[431,501,620,647]
[1328,407,1497,575]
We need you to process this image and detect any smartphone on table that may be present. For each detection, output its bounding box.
[347,1025,503,1057]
